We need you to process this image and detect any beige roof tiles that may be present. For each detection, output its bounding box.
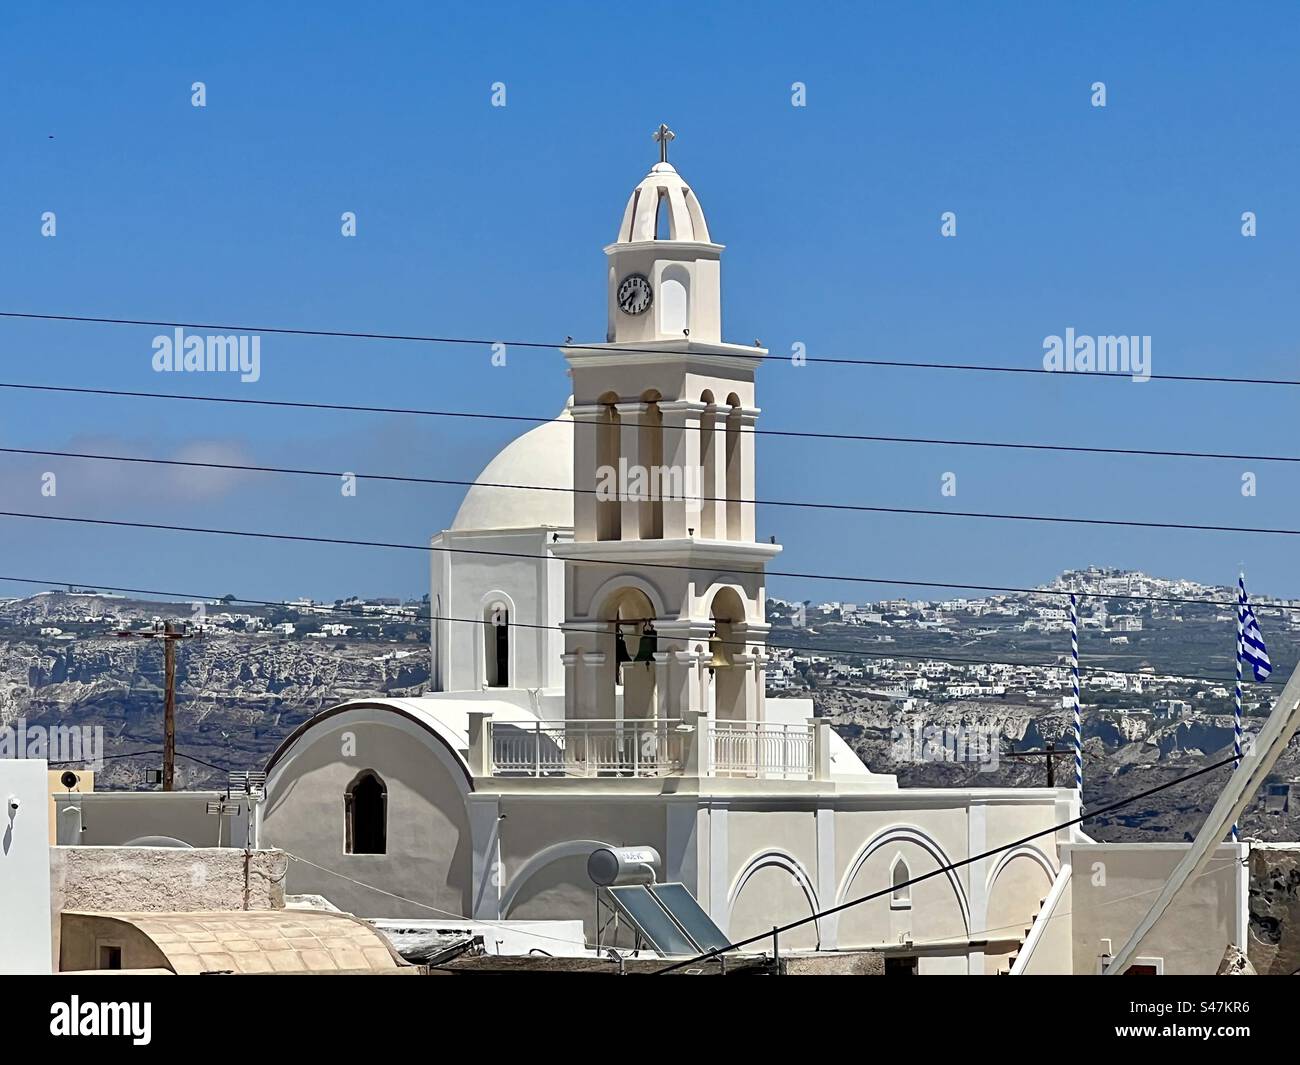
[68,910,405,974]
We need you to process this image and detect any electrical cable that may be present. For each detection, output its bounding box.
[650,751,1243,973]
[5,379,1300,465]
[2,309,1296,386]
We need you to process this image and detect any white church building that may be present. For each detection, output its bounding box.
[261,130,1248,973]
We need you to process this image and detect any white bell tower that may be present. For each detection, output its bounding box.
[604,124,723,345]
[553,125,781,731]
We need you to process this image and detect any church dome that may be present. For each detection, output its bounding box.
[450,400,574,532]
[615,161,713,245]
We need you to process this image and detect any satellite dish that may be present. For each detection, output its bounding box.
[60,771,79,789]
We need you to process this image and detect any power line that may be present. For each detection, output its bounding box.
[11,443,1300,538]
[47,747,234,773]
[4,380,1300,466]
[651,752,1242,973]
[4,508,1299,616]
[0,573,1284,688]
[8,449,1300,558]
[2,309,1297,387]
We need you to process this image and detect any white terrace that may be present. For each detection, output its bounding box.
[472,711,825,781]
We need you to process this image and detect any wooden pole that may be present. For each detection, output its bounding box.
[163,621,177,791]
[114,620,199,790]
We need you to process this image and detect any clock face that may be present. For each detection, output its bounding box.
[617,273,653,316]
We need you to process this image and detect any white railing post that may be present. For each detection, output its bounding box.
[682,708,709,776]
[533,720,542,777]
[466,710,493,778]
[809,716,830,781]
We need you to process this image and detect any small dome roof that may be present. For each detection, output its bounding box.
[450,401,574,531]
[615,162,712,244]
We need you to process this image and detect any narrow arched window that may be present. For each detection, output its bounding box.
[596,396,621,541]
[640,393,664,539]
[485,601,509,687]
[700,390,717,539]
[724,395,742,540]
[890,855,911,909]
[345,771,387,855]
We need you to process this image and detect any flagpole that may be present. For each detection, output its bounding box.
[1070,592,1082,794]
[1232,574,1244,843]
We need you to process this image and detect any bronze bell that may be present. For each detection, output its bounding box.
[633,621,657,665]
[614,625,633,667]
[707,628,732,669]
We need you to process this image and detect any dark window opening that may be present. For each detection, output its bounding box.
[884,955,917,975]
[486,606,509,687]
[99,945,123,970]
[345,770,387,854]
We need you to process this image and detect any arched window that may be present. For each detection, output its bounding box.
[699,390,717,538]
[640,391,664,539]
[485,600,509,687]
[724,394,742,540]
[345,771,387,855]
[890,854,911,909]
[659,264,690,337]
[596,394,621,541]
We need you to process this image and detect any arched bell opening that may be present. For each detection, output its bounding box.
[707,586,749,722]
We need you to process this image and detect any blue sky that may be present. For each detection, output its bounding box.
[2,1,1298,606]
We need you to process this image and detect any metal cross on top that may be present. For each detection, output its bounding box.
[653,123,675,163]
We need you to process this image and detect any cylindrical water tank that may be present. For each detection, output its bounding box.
[587,845,662,887]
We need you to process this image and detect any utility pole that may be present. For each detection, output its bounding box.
[115,620,201,790]
[1002,740,1075,788]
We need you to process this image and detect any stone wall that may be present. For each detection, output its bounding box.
[1248,844,1300,976]
[51,846,287,915]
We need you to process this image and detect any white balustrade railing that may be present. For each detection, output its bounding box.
[490,718,685,778]
[487,717,817,780]
[709,720,814,780]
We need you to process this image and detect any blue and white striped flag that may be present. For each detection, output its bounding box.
[1238,577,1272,682]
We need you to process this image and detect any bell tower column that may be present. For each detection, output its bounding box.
[736,405,760,542]
[658,399,706,538]
[570,403,604,542]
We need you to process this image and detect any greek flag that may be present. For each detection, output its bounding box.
[1238,577,1272,682]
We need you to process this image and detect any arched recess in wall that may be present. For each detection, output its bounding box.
[724,393,742,539]
[659,263,690,337]
[499,838,615,917]
[836,826,970,947]
[727,849,822,950]
[984,844,1057,894]
[983,846,1057,972]
[596,391,621,541]
[699,389,717,539]
[639,389,664,539]
[478,590,516,689]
